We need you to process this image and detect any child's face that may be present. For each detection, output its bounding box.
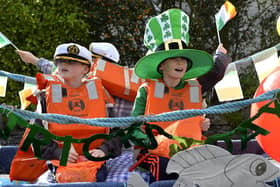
[159,57,188,79]
[57,60,89,81]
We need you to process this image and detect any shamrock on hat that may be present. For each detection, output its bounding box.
[134,8,214,80]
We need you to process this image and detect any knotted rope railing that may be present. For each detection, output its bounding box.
[0,70,279,164]
[0,87,278,128]
[0,70,36,84]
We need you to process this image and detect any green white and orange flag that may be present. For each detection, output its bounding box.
[0,75,8,97]
[214,63,243,102]
[214,43,280,102]
[0,32,11,48]
[215,1,237,31]
[0,32,19,50]
[252,46,280,83]
[19,82,37,109]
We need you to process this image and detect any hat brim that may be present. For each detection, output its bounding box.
[135,49,214,80]
[55,54,91,66]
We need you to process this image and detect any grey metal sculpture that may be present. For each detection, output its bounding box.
[127,172,149,187]
[166,144,280,187]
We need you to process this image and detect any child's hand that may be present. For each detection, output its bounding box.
[200,115,210,132]
[216,43,227,54]
[89,149,106,158]
[67,144,79,163]
[16,50,39,65]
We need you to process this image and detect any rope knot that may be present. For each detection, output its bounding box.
[1,103,18,116]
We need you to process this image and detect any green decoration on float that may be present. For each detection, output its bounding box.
[0,94,277,166]
[205,92,280,152]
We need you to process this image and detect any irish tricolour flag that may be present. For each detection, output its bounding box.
[215,1,237,31]
[0,32,11,48]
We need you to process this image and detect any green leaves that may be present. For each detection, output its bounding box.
[83,0,153,66]
[169,136,204,157]
[0,0,90,106]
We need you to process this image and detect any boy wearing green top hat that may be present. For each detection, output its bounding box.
[132,9,231,182]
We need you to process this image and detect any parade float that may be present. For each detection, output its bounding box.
[0,2,279,187]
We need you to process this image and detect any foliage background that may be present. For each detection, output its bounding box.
[0,0,90,106]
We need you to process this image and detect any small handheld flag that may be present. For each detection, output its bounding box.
[0,32,11,48]
[215,1,237,43]
[0,32,19,50]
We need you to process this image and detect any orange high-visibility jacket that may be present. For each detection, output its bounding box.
[144,79,203,157]
[89,58,143,101]
[41,73,109,153]
[10,73,111,182]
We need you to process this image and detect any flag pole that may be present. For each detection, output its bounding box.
[10,42,19,51]
[216,24,221,44]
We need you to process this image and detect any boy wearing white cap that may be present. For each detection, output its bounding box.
[11,43,121,183]
[16,43,145,183]
[17,42,133,118]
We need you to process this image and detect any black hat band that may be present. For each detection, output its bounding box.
[156,39,188,52]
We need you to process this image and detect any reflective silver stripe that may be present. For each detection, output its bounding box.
[131,69,139,84]
[43,74,55,81]
[124,67,130,95]
[190,87,199,103]
[154,82,165,98]
[96,59,106,71]
[187,80,200,103]
[86,81,98,100]
[187,79,199,86]
[51,84,62,103]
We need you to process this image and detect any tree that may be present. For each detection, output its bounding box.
[83,0,154,66]
[0,0,279,111]
[146,0,279,60]
[0,0,90,106]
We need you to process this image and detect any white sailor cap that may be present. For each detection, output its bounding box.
[54,43,93,66]
[89,42,120,63]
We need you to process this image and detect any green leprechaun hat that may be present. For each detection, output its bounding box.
[135,9,214,80]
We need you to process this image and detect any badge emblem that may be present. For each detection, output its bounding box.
[67,45,80,55]
[68,99,85,112]
[168,99,184,110]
